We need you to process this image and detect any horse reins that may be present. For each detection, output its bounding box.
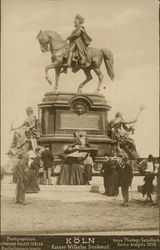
[51,41,68,51]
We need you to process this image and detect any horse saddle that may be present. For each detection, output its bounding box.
[63,46,91,71]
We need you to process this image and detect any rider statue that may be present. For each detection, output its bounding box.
[37,17,114,93]
[64,14,92,68]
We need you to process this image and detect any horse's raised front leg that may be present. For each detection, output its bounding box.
[78,68,93,93]
[54,67,61,91]
[93,67,104,94]
[45,62,59,86]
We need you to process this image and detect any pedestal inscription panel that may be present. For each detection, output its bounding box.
[60,113,99,130]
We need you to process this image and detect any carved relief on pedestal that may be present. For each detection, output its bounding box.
[71,100,88,116]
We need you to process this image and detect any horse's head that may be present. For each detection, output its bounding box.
[37,30,64,53]
[37,30,50,53]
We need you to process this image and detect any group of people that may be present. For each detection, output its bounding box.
[100,152,133,207]
[57,149,94,185]
[13,144,54,205]
[11,144,159,207]
[7,105,159,207]
[57,131,94,185]
[100,152,159,207]
[13,144,95,204]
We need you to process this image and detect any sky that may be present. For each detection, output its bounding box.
[1,0,159,164]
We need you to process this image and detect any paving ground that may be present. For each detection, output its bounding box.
[1,175,159,235]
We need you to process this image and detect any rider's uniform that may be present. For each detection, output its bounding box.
[67,26,92,67]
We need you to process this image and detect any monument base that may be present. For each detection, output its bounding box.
[38,91,113,162]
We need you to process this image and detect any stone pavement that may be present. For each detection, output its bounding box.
[1,175,159,235]
[1,175,152,203]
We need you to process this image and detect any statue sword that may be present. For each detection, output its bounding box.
[132,105,146,127]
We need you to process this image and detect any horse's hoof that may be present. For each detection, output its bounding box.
[45,77,52,85]
[46,80,52,85]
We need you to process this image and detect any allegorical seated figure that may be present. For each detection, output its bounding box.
[108,112,138,159]
[72,130,90,148]
[8,107,39,156]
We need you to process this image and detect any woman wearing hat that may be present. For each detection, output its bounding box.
[25,148,41,193]
[64,14,92,68]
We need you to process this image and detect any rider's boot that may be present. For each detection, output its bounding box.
[61,67,67,74]
[63,52,72,68]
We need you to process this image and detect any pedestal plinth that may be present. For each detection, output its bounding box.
[38,92,112,160]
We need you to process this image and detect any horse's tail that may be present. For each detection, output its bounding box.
[101,48,115,80]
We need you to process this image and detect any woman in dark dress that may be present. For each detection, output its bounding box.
[69,157,85,185]
[58,145,86,185]
[105,153,121,196]
[26,149,41,193]
[58,157,72,185]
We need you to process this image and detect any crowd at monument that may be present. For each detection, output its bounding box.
[6,105,159,207]
[11,143,159,207]
[100,153,159,206]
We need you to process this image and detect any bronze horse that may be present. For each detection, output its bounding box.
[37,30,114,93]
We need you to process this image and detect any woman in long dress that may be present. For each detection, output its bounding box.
[69,157,85,185]
[58,145,86,185]
[105,154,121,196]
[58,157,72,185]
[25,149,41,193]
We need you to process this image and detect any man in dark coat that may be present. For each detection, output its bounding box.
[15,153,28,205]
[41,144,54,185]
[65,14,92,68]
[119,155,133,207]
[100,154,110,195]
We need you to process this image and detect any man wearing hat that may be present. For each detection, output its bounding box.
[142,154,155,203]
[14,152,28,205]
[119,155,133,207]
[100,153,110,195]
[64,14,92,68]
[41,144,54,185]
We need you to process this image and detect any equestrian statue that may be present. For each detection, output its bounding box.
[37,14,114,94]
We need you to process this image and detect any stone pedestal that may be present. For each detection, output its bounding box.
[38,92,112,161]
